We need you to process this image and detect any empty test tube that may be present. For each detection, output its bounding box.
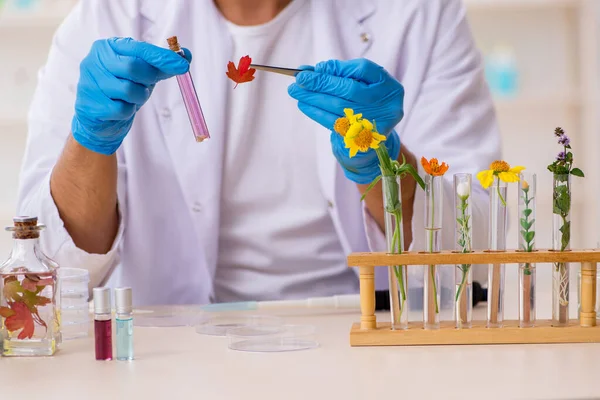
[167,36,210,143]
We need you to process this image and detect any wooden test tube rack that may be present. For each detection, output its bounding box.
[348,250,600,346]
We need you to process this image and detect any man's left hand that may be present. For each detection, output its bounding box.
[288,58,404,185]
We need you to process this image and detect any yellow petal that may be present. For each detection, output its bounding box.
[498,171,519,183]
[476,170,494,189]
[369,141,381,149]
[361,119,373,131]
[349,146,358,158]
[346,122,362,138]
[509,166,526,174]
[373,132,387,141]
[344,135,353,148]
[343,108,354,118]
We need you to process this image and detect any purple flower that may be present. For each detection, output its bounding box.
[556,151,566,161]
[558,135,570,146]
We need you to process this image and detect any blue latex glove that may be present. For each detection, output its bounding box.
[72,37,192,155]
[287,58,403,184]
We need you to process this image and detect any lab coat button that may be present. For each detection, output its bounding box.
[360,32,370,43]
[192,202,202,213]
[327,201,334,208]
[161,108,172,119]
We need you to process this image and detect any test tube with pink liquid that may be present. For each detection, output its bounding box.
[167,36,210,143]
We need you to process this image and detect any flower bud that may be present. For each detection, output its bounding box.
[456,182,470,199]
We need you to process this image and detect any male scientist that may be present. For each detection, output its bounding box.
[17,0,500,305]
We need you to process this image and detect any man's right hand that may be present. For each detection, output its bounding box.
[72,37,192,155]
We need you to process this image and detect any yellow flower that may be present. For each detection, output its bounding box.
[333,108,363,137]
[476,160,525,189]
[344,119,386,158]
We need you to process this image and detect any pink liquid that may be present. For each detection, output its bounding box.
[94,319,113,360]
[175,60,210,142]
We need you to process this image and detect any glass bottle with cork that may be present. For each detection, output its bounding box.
[0,216,60,356]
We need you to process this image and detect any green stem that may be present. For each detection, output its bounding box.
[496,177,506,207]
[428,178,439,314]
[455,197,471,304]
[391,209,406,322]
[392,210,406,302]
[521,188,533,274]
[455,265,469,302]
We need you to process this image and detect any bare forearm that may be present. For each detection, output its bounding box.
[50,134,119,254]
[358,146,418,251]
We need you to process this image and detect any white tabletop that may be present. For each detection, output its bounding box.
[2,299,600,400]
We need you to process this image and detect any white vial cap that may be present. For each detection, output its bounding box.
[93,287,112,314]
[114,287,133,314]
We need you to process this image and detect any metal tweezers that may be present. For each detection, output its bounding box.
[250,64,301,77]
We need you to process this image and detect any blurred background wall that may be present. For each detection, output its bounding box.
[0,0,598,300]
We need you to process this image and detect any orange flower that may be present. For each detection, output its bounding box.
[421,157,449,176]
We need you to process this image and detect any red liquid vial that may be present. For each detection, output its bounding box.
[93,287,113,360]
[94,319,113,360]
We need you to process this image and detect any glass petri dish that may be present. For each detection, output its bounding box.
[133,306,205,327]
[195,314,283,337]
[227,324,318,352]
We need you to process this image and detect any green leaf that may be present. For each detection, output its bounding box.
[3,280,23,302]
[570,168,584,178]
[520,218,534,231]
[553,173,569,182]
[382,176,401,213]
[553,186,571,215]
[560,221,571,251]
[360,175,382,202]
[520,218,528,230]
[523,209,532,218]
[525,231,535,243]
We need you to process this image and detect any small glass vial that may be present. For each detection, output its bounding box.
[93,287,113,360]
[0,216,60,357]
[166,36,210,143]
[115,287,134,361]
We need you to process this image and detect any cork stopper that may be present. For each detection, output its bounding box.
[6,216,44,239]
[167,36,181,52]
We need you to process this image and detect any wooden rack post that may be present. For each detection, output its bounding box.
[358,266,376,330]
[580,262,597,327]
[348,249,600,346]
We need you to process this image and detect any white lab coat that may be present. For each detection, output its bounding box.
[17,0,501,305]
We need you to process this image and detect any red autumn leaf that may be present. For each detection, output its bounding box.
[4,301,35,339]
[0,306,15,318]
[226,55,256,89]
